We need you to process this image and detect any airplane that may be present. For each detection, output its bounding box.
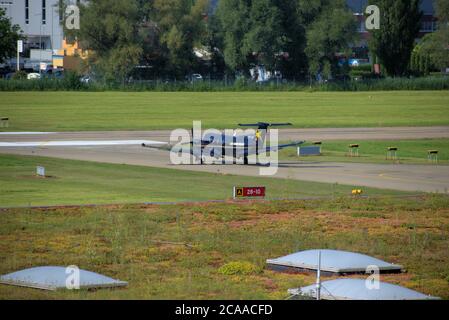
[142,122,305,165]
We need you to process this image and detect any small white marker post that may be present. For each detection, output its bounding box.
[36,166,45,177]
[17,40,23,71]
[316,250,321,300]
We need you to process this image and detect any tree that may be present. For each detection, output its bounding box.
[0,8,22,64]
[242,0,285,70]
[217,0,287,75]
[216,0,252,73]
[368,0,422,76]
[63,0,210,80]
[274,0,307,79]
[216,0,356,80]
[411,41,432,75]
[66,0,143,82]
[303,0,357,80]
[416,0,449,71]
[152,0,209,77]
[435,0,449,22]
[202,13,227,78]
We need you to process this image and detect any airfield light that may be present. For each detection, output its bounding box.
[386,147,398,160]
[0,117,9,128]
[348,144,360,157]
[428,150,439,164]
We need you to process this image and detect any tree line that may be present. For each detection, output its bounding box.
[69,0,358,81]
[1,0,448,82]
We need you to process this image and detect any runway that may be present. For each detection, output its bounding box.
[1,128,449,193]
[1,126,449,142]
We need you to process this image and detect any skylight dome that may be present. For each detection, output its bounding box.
[0,266,128,291]
[267,249,403,274]
[288,279,439,300]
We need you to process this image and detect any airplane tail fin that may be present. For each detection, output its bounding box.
[238,122,292,144]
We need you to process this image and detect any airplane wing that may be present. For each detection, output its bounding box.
[245,141,305,156]
[141,143,172,151]
[0,140,166,147]
[142,141,305,155]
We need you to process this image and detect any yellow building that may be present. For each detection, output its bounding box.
[53,39,89,71]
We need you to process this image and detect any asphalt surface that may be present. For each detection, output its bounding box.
[1,126,449,142]
[1,127,448,194]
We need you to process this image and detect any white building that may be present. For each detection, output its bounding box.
[0,0,67,69]
[1,0,64,50]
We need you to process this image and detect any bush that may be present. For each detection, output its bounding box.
[234,77,248,90]
[0,75,448,92]
[62,71,84,90]
[318,76,449,91]
[12,70,27,80]
[349,65,373,79]
[218,261,261,276]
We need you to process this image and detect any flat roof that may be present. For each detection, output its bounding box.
[266,249,403,274]
[289,279,439,300]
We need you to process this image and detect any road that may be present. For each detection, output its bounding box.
[1,127,449,193]
[1,126,449,142]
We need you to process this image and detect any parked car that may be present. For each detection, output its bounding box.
[27,73,41,80]
[42,69,64,79]
[80,75,93,84]
[349,59,360,67]
[187,73,203,83]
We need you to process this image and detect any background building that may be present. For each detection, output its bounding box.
[346,0,436,64]
[0,0,87,71]
[0,0,65,70]
[347,0,437,43]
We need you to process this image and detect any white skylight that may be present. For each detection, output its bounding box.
[0,266,128,291]
[266,249,403,274]
[289,279,439,300]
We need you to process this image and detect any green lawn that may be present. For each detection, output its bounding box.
[280,139,449,165]
[0,154,408,207]
[1,196,448,299]
[0,91,448,131]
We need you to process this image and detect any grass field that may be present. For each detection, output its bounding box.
[0,196,448,299]
[1,91,448,131]
[0,154,408,207]
[280,139,449,165]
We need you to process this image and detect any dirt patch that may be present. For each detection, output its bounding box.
[227,212,298,228]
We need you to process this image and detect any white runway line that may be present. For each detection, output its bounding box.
[0,140,166,147]
[0,132,55,135]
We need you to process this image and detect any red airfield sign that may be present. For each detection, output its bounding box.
[233,186,266,199]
